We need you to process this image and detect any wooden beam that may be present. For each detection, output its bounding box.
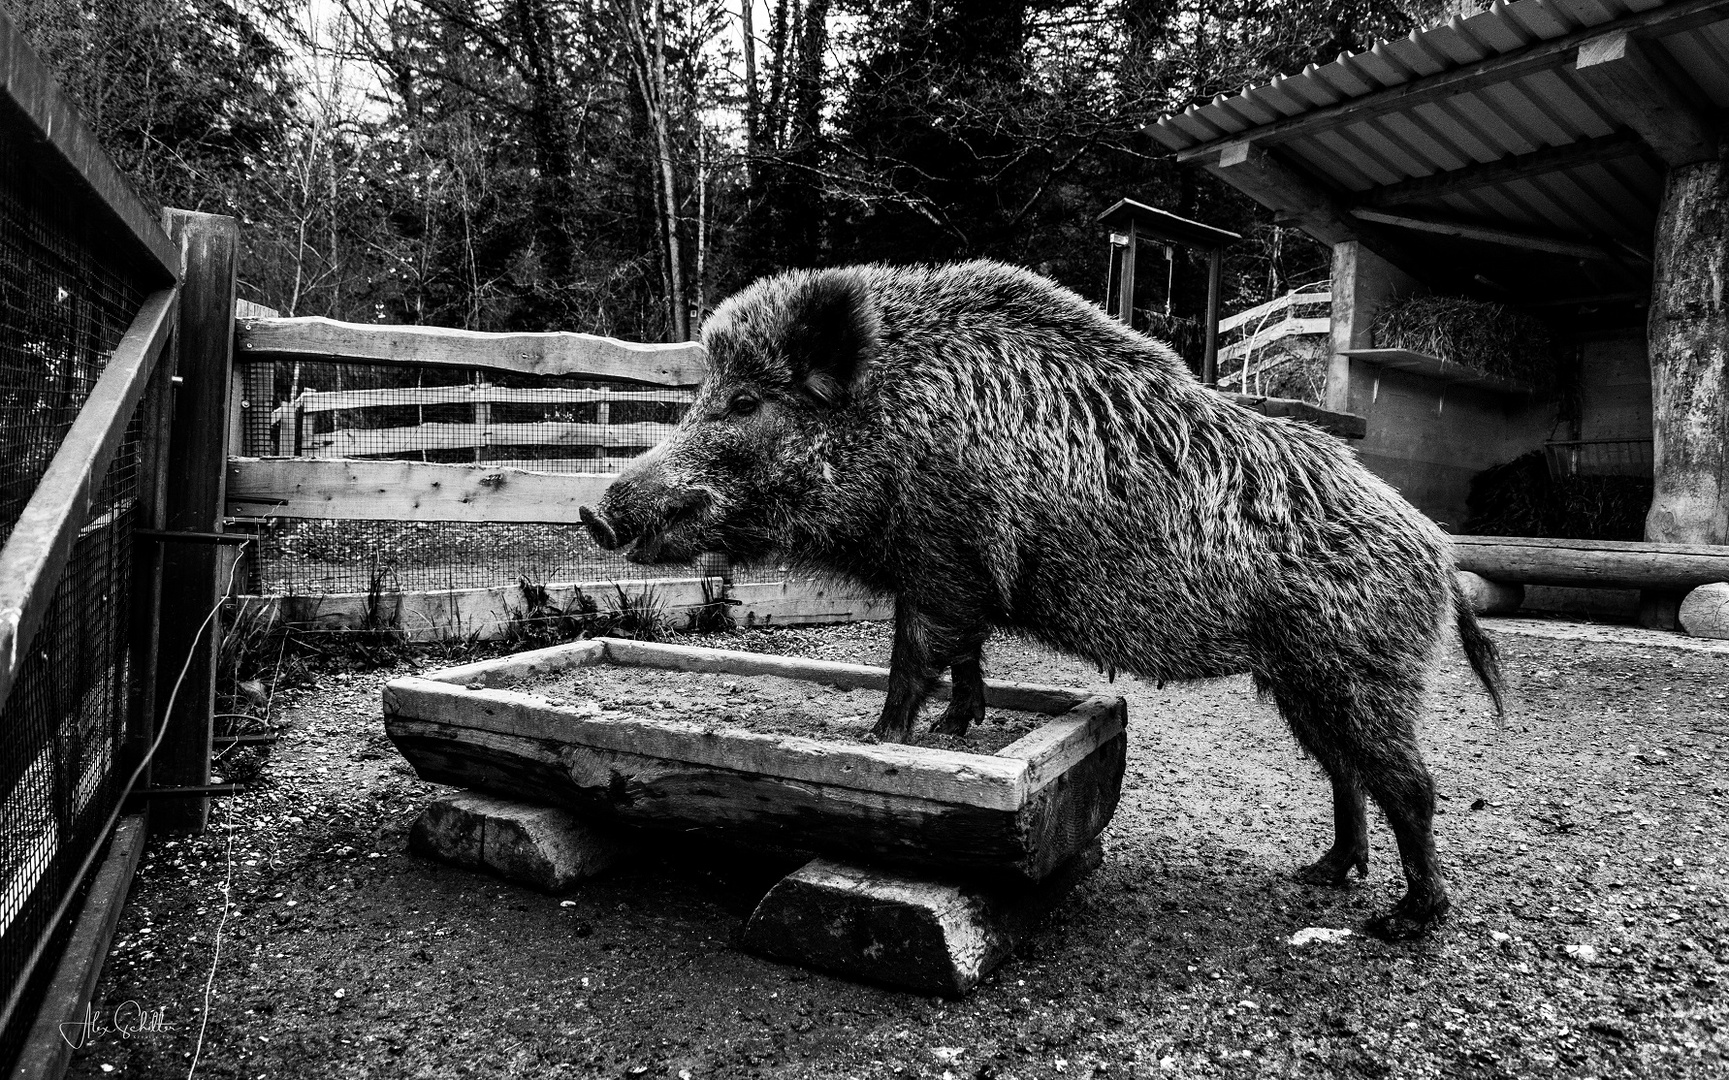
[153,210,238,834]
[1348,207,1613,261]
[1574,31,1719,167]
[1096,198,1240,249]
[281,384,695,416]
[296,419,669,457]
[226,458,615,522]
[0,12,179,283]
[244,576,896,641]
[238,316,709,387]
[1208,142,1359,245]
[0,288,176,712]
[12,814,149,1079]
[1452,535,1729,590]
[1169,0,1729,162]
[1364,130,1649,207]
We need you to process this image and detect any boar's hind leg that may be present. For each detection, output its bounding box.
[929,634,989,738]
[1273,678,1448,940]
[871,599,983,743]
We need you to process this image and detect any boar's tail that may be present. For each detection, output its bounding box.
[1452,584,1506,721]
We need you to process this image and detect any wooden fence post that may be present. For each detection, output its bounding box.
[153,209,239,833]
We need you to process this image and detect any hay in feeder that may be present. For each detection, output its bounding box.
[1372,295,1557,390]
[1464,452,1651,541]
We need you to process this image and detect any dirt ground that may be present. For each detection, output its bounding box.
[68,618,1729,1079]
[522,663,1049,753]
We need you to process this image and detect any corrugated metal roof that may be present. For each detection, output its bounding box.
[1147,0,1729,303]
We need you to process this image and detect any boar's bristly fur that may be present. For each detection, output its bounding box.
[584,260,1504,941]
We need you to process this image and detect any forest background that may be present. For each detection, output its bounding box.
[3,0,1469,356]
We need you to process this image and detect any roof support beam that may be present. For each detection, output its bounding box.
[1208,141,1451,286]
[1574,31,1719,167]
[1350,207,1615,261]
[1363,130,1649,207]
[1208,141,1359,246]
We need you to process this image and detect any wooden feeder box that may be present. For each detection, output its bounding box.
[383,638,1128,883]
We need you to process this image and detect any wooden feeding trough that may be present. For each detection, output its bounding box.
[383,638,1127,883]
[385,637,1128,993]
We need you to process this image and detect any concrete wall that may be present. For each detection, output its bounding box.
[1328,242,1557,531]
[1578,329,1652,441]
[1344,370,1556,531]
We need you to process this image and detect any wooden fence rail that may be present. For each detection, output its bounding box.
[238,316,708,385]
[274,384,696,418]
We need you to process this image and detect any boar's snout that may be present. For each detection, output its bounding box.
[581,479,714,564]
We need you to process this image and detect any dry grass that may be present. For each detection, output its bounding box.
[1372,295,1558,390]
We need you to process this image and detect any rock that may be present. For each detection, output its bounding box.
[1289,927,1353,946]
[740,842,1102,995]
[409,790,624,893]
[1678,582,1729,639]
[1455,571,1524,616]
[1564,943,1599,964]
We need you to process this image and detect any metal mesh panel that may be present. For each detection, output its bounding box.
[0,105,162,1070]
[0,124,150,550]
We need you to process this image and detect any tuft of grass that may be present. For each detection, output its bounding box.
[502,579,673,648]
[684,577,739,634]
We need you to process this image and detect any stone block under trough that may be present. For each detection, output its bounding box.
[741,842,1103,996]
[383,637,1127,883]
[410,789,623,892]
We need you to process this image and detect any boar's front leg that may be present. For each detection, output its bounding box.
[871,598,984,743]
[929,633,988,738]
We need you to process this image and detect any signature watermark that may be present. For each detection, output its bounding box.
[58,1001,172,1049]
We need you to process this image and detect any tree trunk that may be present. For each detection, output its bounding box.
[741,0,760,180]
[1642,156,1729,627]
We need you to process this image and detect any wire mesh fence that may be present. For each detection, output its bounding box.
[0,105,164,1069]
[232,356,790,600]
[242,359,695,472]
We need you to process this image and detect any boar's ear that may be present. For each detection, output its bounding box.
[785,273,877,408]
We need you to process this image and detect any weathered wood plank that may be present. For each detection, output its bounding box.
[1349,207,1615,261]
[226,458,614,522]
[237,316,708,386]
[1575,31,1718,168]
[0,288,177,712]
[1452,535,1729,590]
[282,385,696,415]
[243,578,895,641]
[299,419,668,456]
[153,210,238,833]
[0,12,178,282]
[12,814,149,1078]
[1218,291,1330,335]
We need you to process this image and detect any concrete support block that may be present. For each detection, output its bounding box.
[1679,582,1729,640]
[410,790,623,892]
[1455,570,1524,616]
[740,842,1102,996]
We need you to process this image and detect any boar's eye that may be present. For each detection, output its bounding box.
[728,390,761,417]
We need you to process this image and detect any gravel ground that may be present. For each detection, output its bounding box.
[68,619,1729,1079]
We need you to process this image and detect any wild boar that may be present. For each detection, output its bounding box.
[580,260,1503,939]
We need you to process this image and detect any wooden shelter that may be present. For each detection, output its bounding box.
[1147,0,1729,572]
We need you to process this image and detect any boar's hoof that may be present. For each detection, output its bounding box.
[1364,893,1450,942]
[1293,848,1369,887]
[929,701,983,738]
[579,506,619,550]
